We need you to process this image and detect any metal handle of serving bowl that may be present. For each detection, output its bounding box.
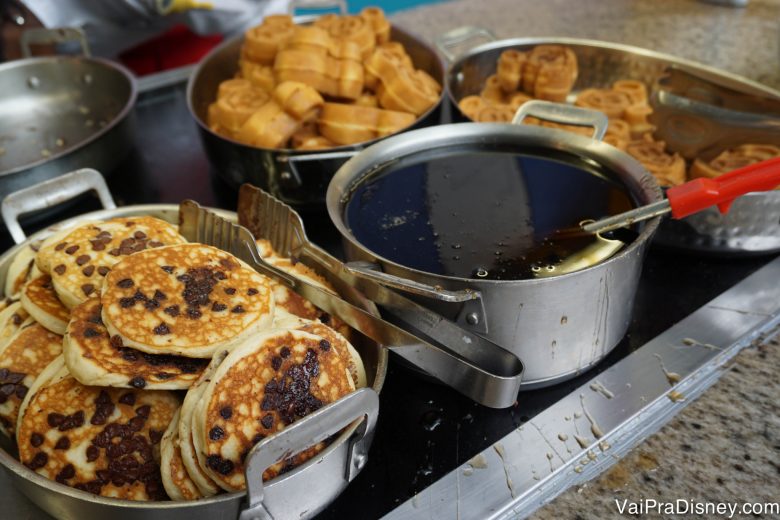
[239,387,379,520]
[1,168,116,244]
[512,100,609,140]
[434,26,497,62]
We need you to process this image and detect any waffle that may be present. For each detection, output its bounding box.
[64,299,208,390]
[21,275,69,335]
[0,319,62,437]
[193,328,355,491]
[17,357,179,500]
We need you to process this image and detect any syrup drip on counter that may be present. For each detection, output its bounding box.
[345,151,636,280]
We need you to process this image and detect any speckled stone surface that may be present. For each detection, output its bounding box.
[391,1,780,517]
[391,0,780,89]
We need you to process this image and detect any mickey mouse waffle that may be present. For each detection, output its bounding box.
[206,7,440,150]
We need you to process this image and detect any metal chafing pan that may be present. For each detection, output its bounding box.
[187,16,445,210]
[436,30,780,255]
[0,29,136,203]
[0,170,387,520]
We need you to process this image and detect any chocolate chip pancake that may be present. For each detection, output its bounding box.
[161,408,203,501]
[5,243,39,299]
[64,299,208,390]
[21,274,70,335]
[178,350,228,497]
[17,358,179,501]
[193,328,355,491]
[0,302,29,350]
[101,244,274,358]
[0,319,62,437]
[46,216,187,309]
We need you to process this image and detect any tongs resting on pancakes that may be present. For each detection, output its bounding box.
[179,193,524,409]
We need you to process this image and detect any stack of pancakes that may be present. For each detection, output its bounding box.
[1,216,366,502]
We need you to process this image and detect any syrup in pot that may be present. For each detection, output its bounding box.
[345,150,636,280]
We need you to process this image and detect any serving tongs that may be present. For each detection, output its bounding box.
[179,194,524,409]
[581,156,780,235]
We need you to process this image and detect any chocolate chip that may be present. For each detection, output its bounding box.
[55,436,71,450]
[97,266,110,276]
[260,414,274,429]
[53,264,66,275]
[130,377,146,389]
[75,255,90,266]
[319,339,331,352]
[153,323,170,335]
[81,283,95,296]
[280,346,291,359]
[65,245,79,255]
[220,406,233,419]
[224,287,236,295]
[82,265,95,276]
[133,231,147,239]
[247,288,258,296]
[153,290,166,301]
[119,297,136,308]
[47,413,65,427]
[161,266,174,274]
[84,327,100,338]
[86,444,99,462]
[27,451,48,470]
[231,305,245,313]
[209,426,225,440]
[117,278,134,289]
[211,302,227,312]
[163,305,180,317]
[119,393,136,405]
[30,432,44,447]
[271,356,282,371]
[54,242,67,251]
[55,464,75,483]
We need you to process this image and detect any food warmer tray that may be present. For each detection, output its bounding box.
[1,76,778,520]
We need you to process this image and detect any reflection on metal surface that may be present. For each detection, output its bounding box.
[383,256,780,520]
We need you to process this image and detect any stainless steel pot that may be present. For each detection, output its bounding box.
[327,102,663,388]
[436,30,780,255]
[0,28,136,201]
[187,18,445,210]
[0,169,387,520]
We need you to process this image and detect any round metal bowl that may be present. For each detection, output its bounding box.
[188,20,445,210]
[0,171,387,520]
[439,34,780,255]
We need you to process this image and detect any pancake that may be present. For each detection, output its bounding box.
[178,351,229,497]
[21,274,70,335]
[16,358,179,501]
[0,302,29,351]
[192,328,355,491]
[46,216,187,309]
[160,408,203,501]
[101,244,274,358]
[0,319,63,437]
[64,299,208,390]
[5,243,39,299]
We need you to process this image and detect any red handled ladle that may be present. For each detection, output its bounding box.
[582,156,780,235]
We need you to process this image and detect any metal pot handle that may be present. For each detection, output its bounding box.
[1,168,116,244]
[512,100,609,140]
[278,150,360,188]
[239,387,379,520]
[344,261,479,303]
[20,27,91,58]
[434,26,497,63]
[288,0,348,14]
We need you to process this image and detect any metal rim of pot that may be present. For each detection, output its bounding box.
[0,27,138,178]
[0,169,387,519]
[185,15,447,175]
[327,102,664,289]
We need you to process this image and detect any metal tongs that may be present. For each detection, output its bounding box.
[179,194,524,409]
[582,156,780,235]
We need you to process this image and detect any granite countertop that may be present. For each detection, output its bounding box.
[391,0,780,516]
